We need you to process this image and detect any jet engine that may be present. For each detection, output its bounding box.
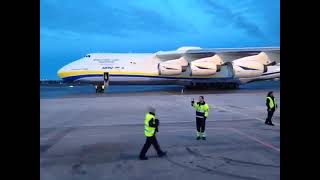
[157,57,189,75]
[190,55,224,76]
[232,52,271,78]
[158,61,182,75]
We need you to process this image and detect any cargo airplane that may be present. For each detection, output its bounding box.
[57,46,280,92]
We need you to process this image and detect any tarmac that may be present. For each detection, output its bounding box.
[40,89,280,180]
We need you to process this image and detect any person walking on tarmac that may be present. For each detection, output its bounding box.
[139,107,167,160]
[265,91,278,126]
[191,96,209,140]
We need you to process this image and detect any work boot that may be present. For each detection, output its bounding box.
[270,123,275,126]
[139,156,148,160]
[158,151,167,157]
[201,132,206,140]
[196,131,201,140]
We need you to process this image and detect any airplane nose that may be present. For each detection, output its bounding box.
[57,66,66,78]
[57,59,82,79]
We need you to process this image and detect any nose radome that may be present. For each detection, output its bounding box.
[57,58,86,79]
[57,66,66,78]
[57,63,72,78]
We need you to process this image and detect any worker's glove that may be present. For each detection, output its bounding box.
[155,119,159,126]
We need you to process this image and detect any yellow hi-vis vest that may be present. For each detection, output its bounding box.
[144,113,156,137]
[267,97,277,109]
[193,102,209,118]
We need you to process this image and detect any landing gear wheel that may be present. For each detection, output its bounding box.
[95,84,104,93]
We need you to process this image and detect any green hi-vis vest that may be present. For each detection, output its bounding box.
[144,113,156,137]
[267,97,277,109]
[193,103,209,118]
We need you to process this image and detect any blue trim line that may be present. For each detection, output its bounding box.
[62,74,233,82]
[62,74,102,82]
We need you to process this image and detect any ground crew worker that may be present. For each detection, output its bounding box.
[265,91,278,126]
[191,96,209,140]
[139,107,167,160]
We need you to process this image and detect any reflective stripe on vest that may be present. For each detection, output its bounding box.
[144,113,155,137]
[267,97,276,109]
[195,103,209,118]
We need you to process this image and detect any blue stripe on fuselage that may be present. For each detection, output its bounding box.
[62,74,232,82]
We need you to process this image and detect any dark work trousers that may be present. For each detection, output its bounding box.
[139,135,163,158]
[196,117,206,133]
[265,109,275,124]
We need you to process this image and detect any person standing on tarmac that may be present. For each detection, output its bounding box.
[265,91,278,126]
[191,96,209,140]
[139,107,167,160]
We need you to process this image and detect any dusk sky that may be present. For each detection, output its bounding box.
[40,0,280,80]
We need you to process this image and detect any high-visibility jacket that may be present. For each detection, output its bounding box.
[144,113,156,137]
[266,96,277,109]
[192,102,209,118]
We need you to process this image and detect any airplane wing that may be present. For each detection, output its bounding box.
[155,46,280,63]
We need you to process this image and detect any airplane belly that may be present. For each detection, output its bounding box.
[74,74,177,84]
[74,76,103,83]
[239,71,280,83]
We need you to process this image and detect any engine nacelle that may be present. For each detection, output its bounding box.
[232,54,268,78]
[158,61,182,75]
[190,55,224,76]
[165,57,189,72]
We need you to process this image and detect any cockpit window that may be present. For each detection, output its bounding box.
[85,55,91,58]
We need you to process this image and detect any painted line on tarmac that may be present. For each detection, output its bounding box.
[230,128,280,152]
[40,127,280,153]
[40,127,232,140]
[216,106,280,126]
[40,126,266,140]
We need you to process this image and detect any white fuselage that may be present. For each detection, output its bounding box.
[57,49,280,85]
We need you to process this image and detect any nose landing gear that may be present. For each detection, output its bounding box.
[95,84,105,93]
[95,72,109,93]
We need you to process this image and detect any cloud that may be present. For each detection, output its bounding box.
[198,0,265,38]
[40,0,194,38]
